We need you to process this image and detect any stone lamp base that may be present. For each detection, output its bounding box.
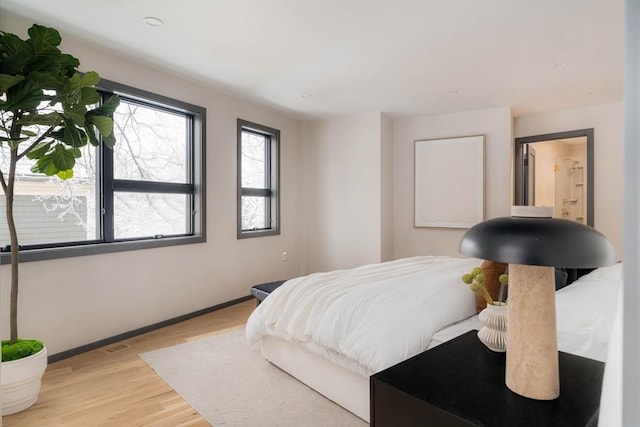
[506,264,559,400]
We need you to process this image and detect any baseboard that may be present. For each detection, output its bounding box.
[48,295,254,363]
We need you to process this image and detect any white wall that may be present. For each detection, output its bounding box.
[380,114,394,262]
[0,15,305,355]
[304,114,385,272]
[392,107,513,258]
[1,15,625,359]
[514,102,624,258]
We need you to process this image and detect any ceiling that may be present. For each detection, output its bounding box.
[1,0,625,119]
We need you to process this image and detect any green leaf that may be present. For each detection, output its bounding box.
[32,155,57,176]
[56,169,73,180]
[103,132,116,149]
[27,49,64,74]
[83,123,100,146]
[87,115,113,137]
[4,79,43,112]
[88,95,120,116]
[47,79,72,106]
[20,129,37,137]
[32,143,76,175]
[49,128,65,141]
[27,24,62,52]
[62,120,87,148]
[16,111,60,127]
[0,33,34,75]
[0,74,24,93]
[80,71,100,87]
[63,104,87,127]
[25,142,52,160]
[80,87,100,105]
[68,73,82,93]
[51,144,77,170]
[58,53,80,72]
[25,71,61,91]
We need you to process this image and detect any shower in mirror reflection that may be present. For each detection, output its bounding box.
[560,158,585,223]
[514,128,594,227]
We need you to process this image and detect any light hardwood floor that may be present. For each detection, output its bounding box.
[2,299,256,427]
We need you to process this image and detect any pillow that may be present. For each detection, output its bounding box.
[477,260,508,312]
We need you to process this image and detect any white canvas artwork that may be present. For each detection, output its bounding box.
[414,135,485,228]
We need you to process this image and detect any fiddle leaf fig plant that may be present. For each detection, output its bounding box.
[0,24,119,361]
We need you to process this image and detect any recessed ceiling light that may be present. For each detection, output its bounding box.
[143,16,164,27]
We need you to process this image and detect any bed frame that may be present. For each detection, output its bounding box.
[252,266,603,423]
[261,336,371,422]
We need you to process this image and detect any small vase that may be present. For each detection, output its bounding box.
[477,302,507,352]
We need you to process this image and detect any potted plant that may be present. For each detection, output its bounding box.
[462,266,509,352]
[461,266,509,306]
[0,24,119,414]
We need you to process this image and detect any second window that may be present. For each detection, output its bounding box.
[237,119,280,238]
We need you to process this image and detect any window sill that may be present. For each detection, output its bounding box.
[0,235,205,265]
[237,229,280,239]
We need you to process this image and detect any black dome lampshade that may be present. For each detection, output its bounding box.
[459,206,615,401]
[459,216,615,268]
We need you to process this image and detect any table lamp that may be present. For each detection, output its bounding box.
[459,206,615,400]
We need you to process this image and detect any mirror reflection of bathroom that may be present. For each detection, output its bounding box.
[515,128,593,227]
[523,137,587,223]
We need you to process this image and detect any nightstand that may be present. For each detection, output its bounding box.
[370,330,604,426]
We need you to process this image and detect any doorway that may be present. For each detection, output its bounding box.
[514,129,594,226]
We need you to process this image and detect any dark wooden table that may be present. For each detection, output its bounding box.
[370,330,604,426]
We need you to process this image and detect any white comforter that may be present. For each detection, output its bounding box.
[246,256,480,375]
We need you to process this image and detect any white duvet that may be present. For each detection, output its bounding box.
[246,256,480,375]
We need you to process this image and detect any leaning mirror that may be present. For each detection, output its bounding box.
[514,129,594,227]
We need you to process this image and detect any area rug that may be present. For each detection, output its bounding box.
[140,327,368,426]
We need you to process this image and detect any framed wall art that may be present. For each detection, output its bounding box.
[414,135,485,228]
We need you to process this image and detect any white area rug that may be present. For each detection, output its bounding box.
[140,327,368,426]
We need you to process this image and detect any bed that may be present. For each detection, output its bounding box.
[245,256,622,423]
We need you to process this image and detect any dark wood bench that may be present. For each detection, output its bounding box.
[250,280,287,305]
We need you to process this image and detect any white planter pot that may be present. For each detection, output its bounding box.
[1,346,48,415]
[477,303,508,352]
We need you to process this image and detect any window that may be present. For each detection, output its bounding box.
[237,119,280,238]
[0,79,206,263]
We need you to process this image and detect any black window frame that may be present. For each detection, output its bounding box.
[237,119,280,239]
[0,79,206,264]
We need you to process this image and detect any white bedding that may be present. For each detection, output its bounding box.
[246,256,480,375]
[246,259,622,423]
[429,263,623,362]
[555,263,622,361]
